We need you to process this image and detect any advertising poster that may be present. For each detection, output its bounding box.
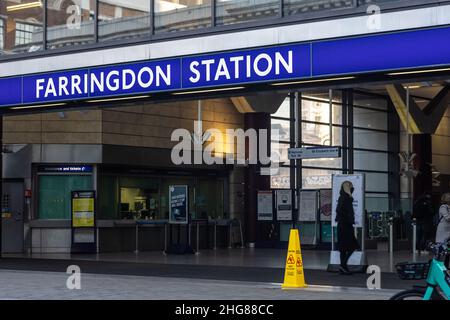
[298,190,317,222]
[71,191,95,228]
[319,189,332,222]
[276,190,292,221]
[257,191,273,221]
[331,174,365,228]
[169,185,188,224]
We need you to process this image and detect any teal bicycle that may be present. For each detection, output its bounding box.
[390,239,450,300]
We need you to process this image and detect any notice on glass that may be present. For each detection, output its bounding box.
[71,191,95,228]
[276,189,292,221]
[319,189,332,222]
[257,191,273,221]
[169,185,188,224]
[299,190,317,222]
[331,174,365,227]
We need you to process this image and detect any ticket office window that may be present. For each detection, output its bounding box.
[99,175,225,221]
[38,174,93,220]
[118,177,160,220]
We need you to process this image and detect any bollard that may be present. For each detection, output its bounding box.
[412,218,417,262]
[228,221,232,249]
[389,218,394,265]
[239,220,245,249]
[163,223,167,254]
[134,224,139,254]
[196,222,200,255]
[214,221,217,250]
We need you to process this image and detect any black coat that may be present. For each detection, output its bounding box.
[335,191,359,252]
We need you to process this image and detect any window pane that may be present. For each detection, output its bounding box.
[271,167,290,189]
[354,92,388,110]
[302,99,330,123]
[196,178,224,219]
[284,0,353,17]
[216,0,279,26]
[0,0,43,55]
[354,150,388,172]
[302,124,341,146]
[302,168,341,189]
[363,172,389,193]
[272,142,289,163]
[39,175,92,219]
[353,128,387,151]
[272,119,290,142]
[99,175,119,219]
[99,0,150,43]
[0,19,4,50]
[302,157,342,169]
[154,0,211,34]
[354,107,388,131]
[272,97,290,118]
[47,0,95,50]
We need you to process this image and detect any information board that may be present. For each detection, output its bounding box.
[169,185,189,224]
[71,191,95,228]
[257,191,273,221]
[276,189,292,221]
[319,189,332,222]
[299,191,318,222]
[331,174,365,228]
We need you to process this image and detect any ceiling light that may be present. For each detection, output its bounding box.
[270,77,356,86]
[7,1,42,12]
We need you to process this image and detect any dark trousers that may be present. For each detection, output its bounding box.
[340,250,355,269]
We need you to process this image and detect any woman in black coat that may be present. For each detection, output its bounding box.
[335,181,360,275]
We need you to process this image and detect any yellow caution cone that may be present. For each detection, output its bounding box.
[282,229,307,289]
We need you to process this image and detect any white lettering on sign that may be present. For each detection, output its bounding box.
[34,64,172,99]
[187,50,293,84]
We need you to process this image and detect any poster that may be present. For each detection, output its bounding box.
[71,191,95,228]
[169,185,188,224]
[257,191,273,221]
[331,174,365,228]
[298,190,317,222]
[276,189,292,221]
[319,189,332,222]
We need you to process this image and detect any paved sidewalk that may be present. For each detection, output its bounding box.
[0,269,397,300]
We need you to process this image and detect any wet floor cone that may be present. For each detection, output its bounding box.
[282,229,307,289]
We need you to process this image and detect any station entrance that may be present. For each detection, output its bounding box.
[1,77,449,273]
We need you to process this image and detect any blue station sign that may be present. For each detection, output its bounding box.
[2,26,450,108]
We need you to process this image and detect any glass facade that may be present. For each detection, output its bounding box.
[98,0,150,42]
[270,89,396,197]
[154,0,211,34]
[0,0,431,57]
[46,0,95,50]
[38,174,93,219]
[284,0,353,17]
[98,173,224,220]
[216,0,279,26]
[0,0,44,55]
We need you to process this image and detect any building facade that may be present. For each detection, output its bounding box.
[0,0,449,255]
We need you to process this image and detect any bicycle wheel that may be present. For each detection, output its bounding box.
[390,289,424,300]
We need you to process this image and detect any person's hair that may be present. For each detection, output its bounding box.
[441,193,450,204]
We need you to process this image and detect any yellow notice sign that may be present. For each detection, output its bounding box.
[282,229,307,289]
[72,195,95,227]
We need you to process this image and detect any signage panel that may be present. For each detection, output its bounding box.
[169,185,189,224]
[181,44,311,89]
[71,191,95,228]
[288,146,341,160]
[4,26,450,108]
[312,26,450,76]
[331,174,365,228]
[257,190,273,221]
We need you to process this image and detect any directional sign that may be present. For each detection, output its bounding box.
[288,146,341,160]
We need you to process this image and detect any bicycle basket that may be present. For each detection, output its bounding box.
[395,262,430,280]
